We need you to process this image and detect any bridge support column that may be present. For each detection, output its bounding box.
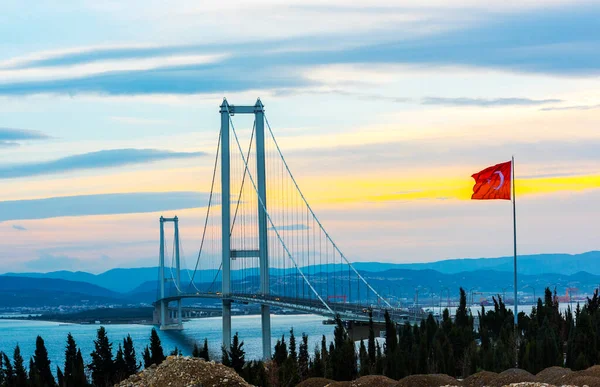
[255,99,272,360]
[221,100,232,350]
[159,217,166,329]
[223,299,232,349]
[261,305,271,359]
[174,216,182,327]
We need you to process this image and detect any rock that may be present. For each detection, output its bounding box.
[115,356,252,387]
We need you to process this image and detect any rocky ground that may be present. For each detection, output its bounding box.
[115,356,251,387]
[116,357,600,387]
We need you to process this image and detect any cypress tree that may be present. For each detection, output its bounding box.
[311,346,323,377]
[273,335,287,366]
[326,342,335,379]
[331,315,357,381]
[13,345,27,387]
[0,352,4,387]
[64,333,78,387]
[3,352,15,387]
[199,338,210,361]
[375,341,384,375]
[149,328,165,366]
[33,336,56,387]
[123,335,139,377]
[383,310,398,378]
[56,367,64,387]
[29,357,41,387]
[88,326,114,387]
[320,335,329,378]
[142,346,151,369]
[289,328,297,362]
[359,340,369,376]
[298,333,309,381]
[114,344,127,383]
[169,347,181,356]
[221,346,231,367]
[367,311,376,368]
[228,332,246,374]
[192,343,200,358]
[73,350,87,387]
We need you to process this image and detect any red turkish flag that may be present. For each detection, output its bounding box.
[471,161,512,200]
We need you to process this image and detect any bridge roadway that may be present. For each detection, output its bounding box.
[157,292,411,323]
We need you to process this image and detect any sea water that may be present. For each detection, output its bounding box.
[0,315,335,370]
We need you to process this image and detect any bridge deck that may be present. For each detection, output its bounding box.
[157,292,414,323]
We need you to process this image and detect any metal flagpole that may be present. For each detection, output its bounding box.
[512,156,518,367]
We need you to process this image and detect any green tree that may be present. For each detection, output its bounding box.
[367,311,376,369]
[88,326,114,387]
[123,335,139,377]
[73,350,87,387]
[0,352,5,387]
[33,336,56,387]
[148,328,166,366]
[63,333,77,387]
[330,315,357,381]
[289,328,297,362]
[199,338,210,361]
[221,346,231,367]
[310,346,324,378]
[142,346,151,369]
[273,335,287,366]
[228,333,246,374]
[56,367,64,387]
[298,333,309,381]
[2,352,15,387]
[63,334,88,387]
[29,358,41,387]
[383,310,399,378]
[13,345,27,387]
[359,340,370,376]
[114,344,127,383]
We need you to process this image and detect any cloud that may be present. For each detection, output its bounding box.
[0,192,209,221]
[272,88,411,103]
[540,104,600,111]
[12,224,27,231]
[0,128,50,147]
[421,97,561,107]
[0,148,204,179]
[0,4,598,96]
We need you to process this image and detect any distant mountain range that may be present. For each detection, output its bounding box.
[352,251,600,275]
[5,251,598,292]
[0,276,128,307]
[2,251,599,307]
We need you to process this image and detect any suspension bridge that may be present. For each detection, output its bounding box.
[153,99,413,359]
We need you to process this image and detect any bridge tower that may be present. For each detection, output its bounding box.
[158,216,183,330]
[220,99,271,359]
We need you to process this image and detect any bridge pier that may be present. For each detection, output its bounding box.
[261,305,271,359]
[223,299,232,349]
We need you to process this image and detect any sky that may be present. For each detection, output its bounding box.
[1,0,600,273]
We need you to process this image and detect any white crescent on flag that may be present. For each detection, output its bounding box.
[493,171,505,190]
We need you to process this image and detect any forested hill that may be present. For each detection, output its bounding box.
[0,276,129,307]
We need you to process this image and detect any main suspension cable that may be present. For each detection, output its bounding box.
[264,113,392,309]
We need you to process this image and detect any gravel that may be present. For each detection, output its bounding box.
[488,369,539,387]
[396,374,461,387]
[463,371,499,387]
[297,378,335,387]
[115,356,252,387]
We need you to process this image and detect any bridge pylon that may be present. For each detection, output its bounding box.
[220,98,271,359]
[157,215,183,330]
